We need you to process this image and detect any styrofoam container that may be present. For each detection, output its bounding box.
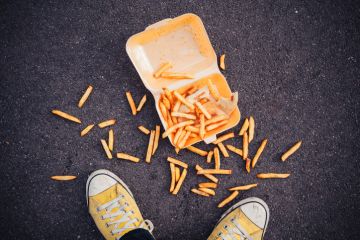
[126,13,240,147]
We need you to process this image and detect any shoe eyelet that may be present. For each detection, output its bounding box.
[224,225,228,229]
[218,232,222,236]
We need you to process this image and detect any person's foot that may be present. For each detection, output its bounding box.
[208,197,269,240]
[86,169,154,240]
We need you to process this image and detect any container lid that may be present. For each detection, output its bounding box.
[126,13,218,93]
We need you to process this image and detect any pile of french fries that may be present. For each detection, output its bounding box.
[158,79,238,151]
[51,55,302,209]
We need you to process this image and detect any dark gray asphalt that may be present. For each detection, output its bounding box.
[1,1,359,239]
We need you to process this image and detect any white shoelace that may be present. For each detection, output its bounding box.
[217,218,253,240]
[97,195,154,240]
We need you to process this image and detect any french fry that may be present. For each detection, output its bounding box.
[51,175,77,181]
[206,120,228,131]
[198,187,215,196]
[172,169,187,195]
[138,125,150,135]
[195,102,212,119]
[218,191,239,208]
[178,131,191,148]
[228,183,258,191]
[219,54,225,70]
[238,118,249,136]
[161,72,194,79]
[116,153,140,163]
[164,88,174,104]
[190,132,198,138]
[207,150,214,163]
[185,125,200,133]
[205,114,228,125]
[159,101,168,121]
[191,188,210,197]
[252,139,268,168]
[98,119,116,128]
[145,130,155,163]
[173,101,181,112]
[173,128,184,145]
[162,95,171,110]
[175,167,180,182]
[167,157,188,169]
[214,147,221,169]
[154,62,172,78]
[200,113,205,139]
[152,125,160,155]
[218,142,229,157]
[226,145,243,156]
[170,163,175,192]
[175,147,180,154]
[187,86,198,95]
[162,120,194,138]
[199,97,209,105]
[176,130,187,147]
[52,110,81,124]
[249,116,255,142]
[78,85,93,108]
[167,111,174,127]
[101,139,112,159]
[108,129,114,151]
[257,173,290,179]
[171,115,178,124]
[197,169,232,175]
[80,124,94,136]
[173,91,195,110]
[199,182,217,188]
[207,79,220,101]
[187,146,208,156]
[213,132,235,144]
[243,132,248,160]
[171,112,196,120]
[195,165,219,183]
[136,95,147,112]
[245,158,250,173]
[281,141,302,161]
[126,92,137,116]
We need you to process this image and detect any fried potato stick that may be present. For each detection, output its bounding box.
[281,141,302,161]
[172,169,187,195]
[78,85,93,108]
[52,110,81,124]
[218,191,239,208]
[252,139,268,168]
[116,153,140,163]
[81,124,94,136]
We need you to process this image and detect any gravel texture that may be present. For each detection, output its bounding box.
[0,0,359,239]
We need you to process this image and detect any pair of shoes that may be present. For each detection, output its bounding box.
[87,169,269,240]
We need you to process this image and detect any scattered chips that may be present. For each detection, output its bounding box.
[98,119,116,128]
[52,110,81,124]
[126,92,137,116]
[78,85,93,108]
[116,153,140,163]
[81,124,95,136]
[281,141,302,161]
[51,176,77,181]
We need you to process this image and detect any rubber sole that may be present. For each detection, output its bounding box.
[86,169,134,206]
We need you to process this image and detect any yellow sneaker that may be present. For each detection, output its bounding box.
[208,197,269,240]
[86,169,154,240]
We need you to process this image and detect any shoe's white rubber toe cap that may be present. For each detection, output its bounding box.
[88,174,117,197]
[240,198,268,229]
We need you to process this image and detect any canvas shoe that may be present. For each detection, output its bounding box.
[208,197,269,240]
[86,169,154,240]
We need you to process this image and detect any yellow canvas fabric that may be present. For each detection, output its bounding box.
[88,184,145,240]
[208,208,264,240]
